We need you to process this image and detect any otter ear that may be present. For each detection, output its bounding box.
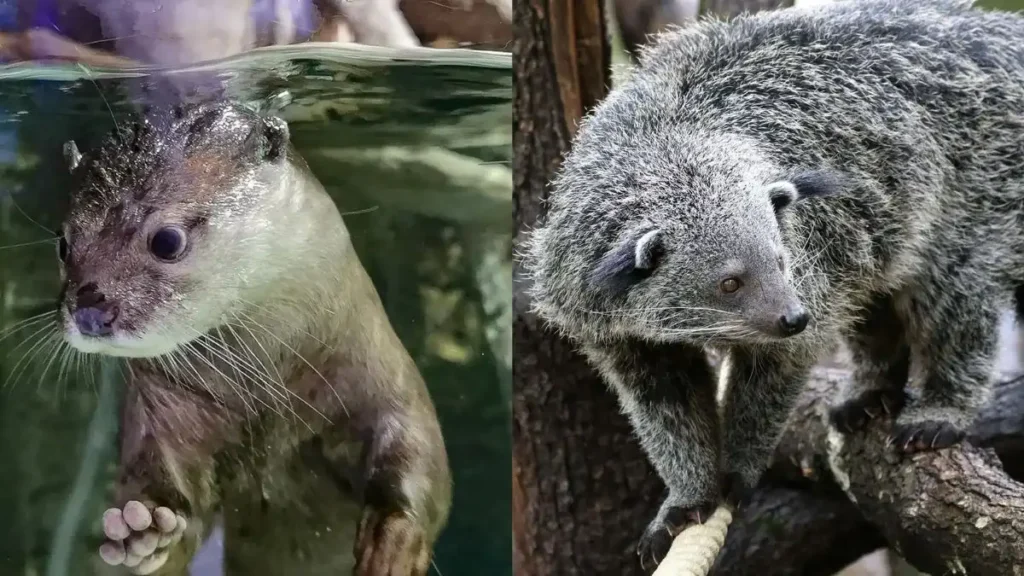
[590,229,663,293]
[63,140,82,173]
[767,169,843,213]
[261,116,290,162]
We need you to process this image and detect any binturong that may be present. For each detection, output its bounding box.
[58,102,451,576]
[522,0,1024,569]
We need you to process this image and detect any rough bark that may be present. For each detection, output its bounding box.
[696,367,1024,576]
[750,368,1024,575]
[512,1,665,575]
[705,368,1024,575]
[711,482,885,576]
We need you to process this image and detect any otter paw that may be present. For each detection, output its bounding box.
[354,508,431,576]
[99,501,187,575]
[829,388,908,433]
[637,500,718,573]
[887,420,966,454]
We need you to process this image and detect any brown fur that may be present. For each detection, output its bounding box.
[60,103,451,575]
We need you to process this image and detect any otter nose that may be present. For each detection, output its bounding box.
[72,284,118,336]
[778,306,809,337]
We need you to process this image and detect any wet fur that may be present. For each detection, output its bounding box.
[524,0,1024,566]
[61,103,451,574]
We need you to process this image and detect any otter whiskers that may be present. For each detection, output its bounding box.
[232,309,350,419]
[0,311,56,346]
[0,311,88,403]
[2,317,61,391]
[200,322,329,430]
[219,321,332,431]
[0,237,58,251]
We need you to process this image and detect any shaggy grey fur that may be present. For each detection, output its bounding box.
[522,0,1024,568]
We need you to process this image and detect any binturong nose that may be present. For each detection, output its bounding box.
[71,283,119,337]
[777,303,810,337]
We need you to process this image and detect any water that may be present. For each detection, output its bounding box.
[0,44,512,576]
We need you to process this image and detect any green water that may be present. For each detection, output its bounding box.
[0,45,512,576]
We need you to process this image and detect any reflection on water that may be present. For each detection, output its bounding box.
[0,45,511,576]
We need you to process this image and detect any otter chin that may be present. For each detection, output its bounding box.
[58,102,452,576]
[62,327,181,358]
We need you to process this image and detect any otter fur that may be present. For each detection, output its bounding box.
[58,102,450,575]
[523,0,1024,568]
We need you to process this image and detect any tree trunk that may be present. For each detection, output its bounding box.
[512,1,665,575]
[511,1,802,575]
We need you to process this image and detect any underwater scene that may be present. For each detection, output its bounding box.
[0,44,511,576]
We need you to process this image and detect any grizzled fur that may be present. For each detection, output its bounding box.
[523,0,1024,567]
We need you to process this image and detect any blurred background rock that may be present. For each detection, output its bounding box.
[0,0,512,69]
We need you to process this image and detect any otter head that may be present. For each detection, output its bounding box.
[587,169,840,344]
[56,103,295,358]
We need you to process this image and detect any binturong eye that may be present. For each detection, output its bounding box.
[150,226,188,262]
[721,277,742,294]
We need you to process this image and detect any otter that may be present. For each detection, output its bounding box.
[56,102,451,575]
[523,0,1024,569]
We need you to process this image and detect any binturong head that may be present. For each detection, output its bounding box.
[524,124,842,346]
[55,102,332,358]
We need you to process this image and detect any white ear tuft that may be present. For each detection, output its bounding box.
[765,181,798,212]
[634,229,662,270]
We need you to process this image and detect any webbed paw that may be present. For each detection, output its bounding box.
[99,500,187,575]
[354,508,431,576]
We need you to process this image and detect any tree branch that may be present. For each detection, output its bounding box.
[712,483,885,576]
[716,367,1024,575]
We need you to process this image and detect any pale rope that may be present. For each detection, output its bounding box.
[652,505,734,576]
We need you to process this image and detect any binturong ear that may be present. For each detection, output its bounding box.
[766,169,844,214]
[589,229,664,295]
[63,140,83,173]
[633,229,662,270]
[261,116,290,162]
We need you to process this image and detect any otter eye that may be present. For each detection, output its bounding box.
[721,278,742,294]
[150,226,188,261]
[56,230,69,262]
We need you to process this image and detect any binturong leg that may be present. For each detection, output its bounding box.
[584,339,720,572]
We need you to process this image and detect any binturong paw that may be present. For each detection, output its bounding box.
[888,419,966,454]
[721,472,755,509]
[637,499,718,573]
[829,388,908,434]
